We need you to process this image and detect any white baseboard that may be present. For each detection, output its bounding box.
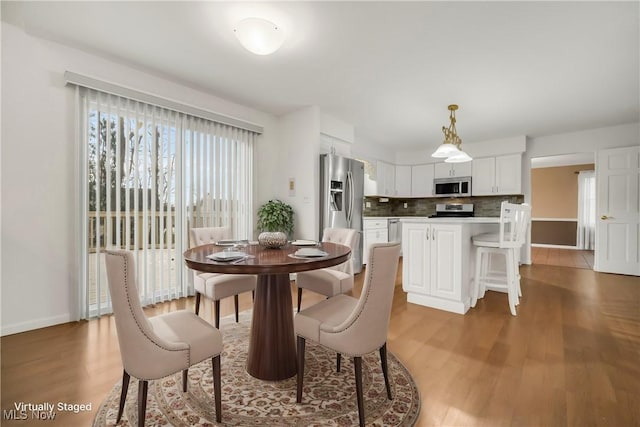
[1,313,74,336]
[406,293,467,314]
[532,243,582,250]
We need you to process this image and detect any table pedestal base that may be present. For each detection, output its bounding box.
[246,273,297,381]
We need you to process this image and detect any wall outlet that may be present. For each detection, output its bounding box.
[365,201,371,208]
[403,202,408,208]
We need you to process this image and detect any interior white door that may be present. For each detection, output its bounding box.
[595,146,640,275]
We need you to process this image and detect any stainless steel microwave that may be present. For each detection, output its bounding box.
[433,176,472,197]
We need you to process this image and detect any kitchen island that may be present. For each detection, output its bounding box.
[401,217,500,314]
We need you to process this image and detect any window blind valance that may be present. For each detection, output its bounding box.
[65,71,264,134]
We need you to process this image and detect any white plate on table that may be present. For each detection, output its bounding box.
[294,248,328,258]
[207,251,247,262]
[291,240,318,246]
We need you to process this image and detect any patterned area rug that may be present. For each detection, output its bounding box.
[93,312,420,426]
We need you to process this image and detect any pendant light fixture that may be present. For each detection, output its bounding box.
[431,104,472,163]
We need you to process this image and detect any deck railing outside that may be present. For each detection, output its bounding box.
[88,211,177,252]
[87,210,238,309]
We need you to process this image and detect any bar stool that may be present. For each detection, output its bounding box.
[471,202,531,316]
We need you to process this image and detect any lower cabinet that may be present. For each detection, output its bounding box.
[402,221,467,314]
[363,219,388,265]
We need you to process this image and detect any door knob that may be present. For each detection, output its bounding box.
[601,215,610,220]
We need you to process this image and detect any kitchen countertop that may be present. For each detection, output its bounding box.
[400,216,500,223]
[363,216,404,222]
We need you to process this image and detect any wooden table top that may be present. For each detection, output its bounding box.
[184,241,351,275]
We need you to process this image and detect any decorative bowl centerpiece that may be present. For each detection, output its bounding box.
[256,199,294,249]
[257,231,288,249]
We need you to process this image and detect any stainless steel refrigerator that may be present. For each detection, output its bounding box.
[319,154,364,273]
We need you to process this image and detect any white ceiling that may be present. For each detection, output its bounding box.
[2,1,638,151]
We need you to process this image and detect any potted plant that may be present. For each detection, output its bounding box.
[256,199,294,248]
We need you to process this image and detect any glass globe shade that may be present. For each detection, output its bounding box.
[234,18,285,55]
[444,150,473,163]
[431,143,460,158]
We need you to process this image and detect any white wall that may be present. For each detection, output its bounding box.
[272,108,361,241]
[273,106,321,241]
[351,137,395,166]
[320,112,354,144]
[0,23,279,335]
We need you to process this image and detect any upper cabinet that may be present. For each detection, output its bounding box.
[472,154,522,195]
[395,165,412,197]
[411,164,434,197]
[379,161,396,196]
[365,161,435,198]
[364,152,521,198]
[364,160,396,197]
[434,162,472,179]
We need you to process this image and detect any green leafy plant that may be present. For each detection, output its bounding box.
[257,199,294,237]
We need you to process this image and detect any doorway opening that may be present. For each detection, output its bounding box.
[530,153,595,269]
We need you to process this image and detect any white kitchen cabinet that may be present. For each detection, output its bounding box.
[366,161,396,196]
[434,161,472,179]
[363,218,388,265]
[395,165,412,197]
[402,222,460,301]
[402,222,429,293]
[411,164,434,197]
[495,154,522,194]
[429,224,461,300]
[364,172,377,196]
[380,161,396,196]
[471,157,495,195]
[401,218,501,314]
[472,154,522,195]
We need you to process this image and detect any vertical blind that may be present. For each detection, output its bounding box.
[78,88,256,318]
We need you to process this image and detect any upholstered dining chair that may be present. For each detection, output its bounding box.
[189,227,257,328]
[295,242,401,427]
[104,249,223,426]
[295,227,360,312]
[471,202,531,316]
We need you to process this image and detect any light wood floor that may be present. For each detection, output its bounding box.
[2,261,639,426]
[532,246,594,269]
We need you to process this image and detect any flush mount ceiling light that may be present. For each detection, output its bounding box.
[233,17,285,55]
[431,104,472,163]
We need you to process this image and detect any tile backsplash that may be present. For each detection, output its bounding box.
[363,195,525,217]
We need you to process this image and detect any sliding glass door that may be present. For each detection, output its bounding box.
[79,89,255,318]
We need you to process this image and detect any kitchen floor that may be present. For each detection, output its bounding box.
[3,259,639,426]
[531,246,594,269]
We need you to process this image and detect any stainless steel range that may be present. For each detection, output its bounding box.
[430,203,474,218]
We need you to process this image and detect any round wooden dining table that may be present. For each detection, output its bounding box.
[184,241,351,381]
